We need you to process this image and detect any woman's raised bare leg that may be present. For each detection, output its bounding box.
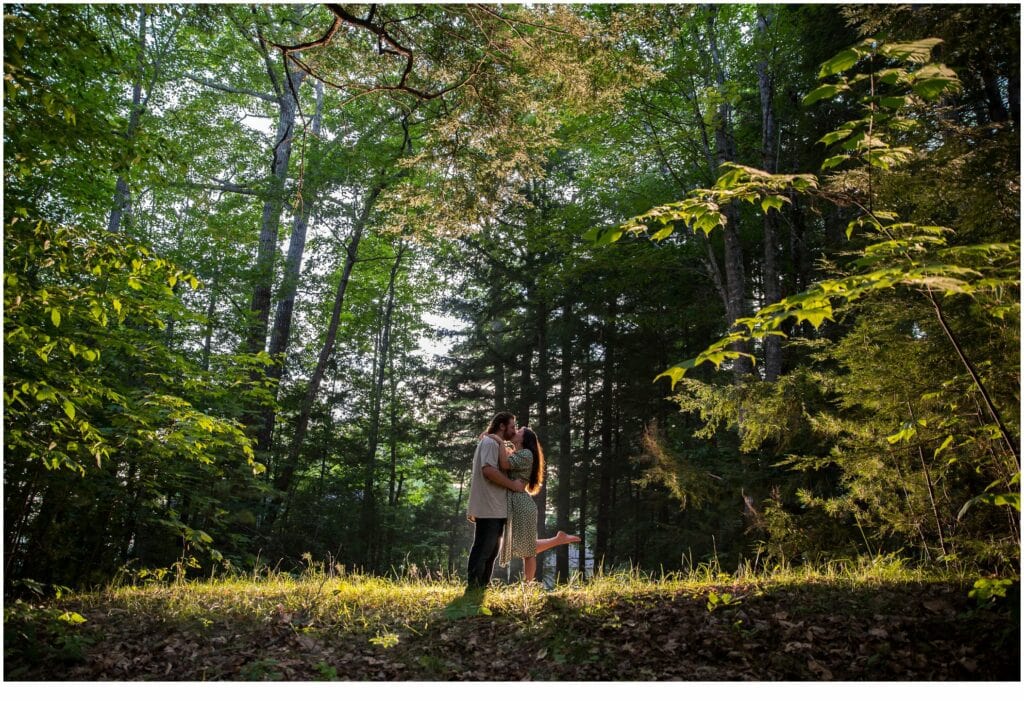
[534,531,581,556]
[522,532,582,581]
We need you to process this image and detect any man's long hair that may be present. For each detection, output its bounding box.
[487,412,515,435]
[521,428,545,496]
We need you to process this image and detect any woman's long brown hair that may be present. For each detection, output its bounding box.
[521,428,545,496]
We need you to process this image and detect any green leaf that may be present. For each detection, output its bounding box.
[876,68,909,85]
[822,154,850,170]
[651,224,674,241]
[880,38,943,63]
[878,95,908,109]
[803,83,848,106]
[714,166,745,189]
[819,49,862,78]
[793,298,834,329]
[63,399,76,420]
[58,611,87,625]
[596,228,624,246]
[655,364,692,389]
[695,213,724,236]
[760,195,786,214]
[992,494,1020,511]
[933,435,954,460]
[911,64,960,100]
[887,422,917,445]
[50,308,61,327]
[818,128,853,146]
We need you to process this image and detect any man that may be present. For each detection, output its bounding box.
[465,411,527,589]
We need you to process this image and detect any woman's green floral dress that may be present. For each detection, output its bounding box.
[499,447,536,567]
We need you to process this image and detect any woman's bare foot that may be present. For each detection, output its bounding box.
[556,530,581,546]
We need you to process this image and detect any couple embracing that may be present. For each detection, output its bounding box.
[465,411,580,589]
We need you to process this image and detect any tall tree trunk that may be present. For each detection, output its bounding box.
[201,276,218,372]
[517,346,533,427]
[361,245,406,570]
[1007,56,1020,128]
[705,5,752,379]
[257,79,325,457]
[980,56,1009,124]
[555,300,573,583]
[268,182,384,520]
[757,10,782,381]
[383,339,400,565]
[387,347,400,509]
[578,342,594,579]
[533,300,549,582]
[245,65,306,356]
[493,352,506,411]
[107,6,148,233]
[595,298,616,568]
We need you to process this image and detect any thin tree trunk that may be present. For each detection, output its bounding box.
[980,58,1010,124]
[245,65,306,356]
[361,245,406,570]
[906,403,949,557]
[1008,57,1019,128]
[555,300,573,583]
[269,182,384,517]
[595,298,616,569]
[257,80,325,457]
[387,347,400,509]
[757,10,782,381]
[107,6,147,233]
[534,301,549,582]
[201,277,218,372]
[924,289,1020,470]
[517,346,533,427]
[705,6,752,379]
[578,343,594,580]
[383,338,400,565]
[494,351,505,411]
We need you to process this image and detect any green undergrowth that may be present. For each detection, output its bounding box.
[5,557,1019,681]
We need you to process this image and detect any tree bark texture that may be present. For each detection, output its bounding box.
[361,245,406,569]
[533,300,549,582]
[555,300,573,583]
[245,64,306,356]
[757,10,782,381]
[270,182,384,512]
[107,6,147,234]
[257,79,325,456]
[578,343,594,579]
[595,297,616,567]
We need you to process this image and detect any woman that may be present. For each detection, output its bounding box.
[486,426,580,582]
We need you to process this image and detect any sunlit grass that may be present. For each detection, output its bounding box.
[59,551,976,633]
[8,554,1010,681]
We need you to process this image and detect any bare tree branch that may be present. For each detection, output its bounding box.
[271,4,487,105]
[176,178,260,196]
[251,7,284,98]
[272,12,343,53]
[185,73,276,103]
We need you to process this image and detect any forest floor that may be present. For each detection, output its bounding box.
[4,568,1020,681]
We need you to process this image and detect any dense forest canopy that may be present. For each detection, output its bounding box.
[3,3,1019,591]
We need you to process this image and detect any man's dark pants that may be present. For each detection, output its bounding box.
[466,517,506,589]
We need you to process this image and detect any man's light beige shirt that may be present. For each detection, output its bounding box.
[467,437,507,520]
